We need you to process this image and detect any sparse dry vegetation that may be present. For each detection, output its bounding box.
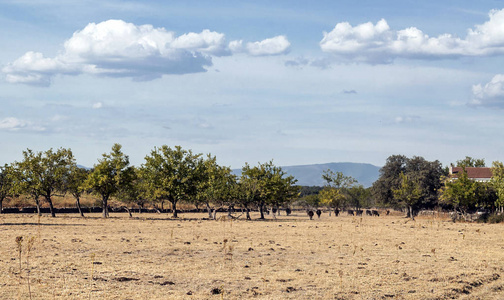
[1,212,504,299]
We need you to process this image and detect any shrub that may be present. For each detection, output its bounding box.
[488,213,504,224]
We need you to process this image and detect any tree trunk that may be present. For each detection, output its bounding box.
[124,206,132,218]
[259,203,265,219]
[409,206,415,221]
[102,196,109,218]
[46,196,56,218]
[206,203,213,219]
[35,197,41,216]
[75,196,84,217]
[171,200,178,218]
[246,208,251,220]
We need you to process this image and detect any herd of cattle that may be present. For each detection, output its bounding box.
[306,208,388,220]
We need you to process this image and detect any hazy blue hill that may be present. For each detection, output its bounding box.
[234,162,381,188]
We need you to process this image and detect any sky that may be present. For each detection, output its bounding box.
[1,0,504,169]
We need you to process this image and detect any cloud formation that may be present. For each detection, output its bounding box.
[245,35,291,56]
[2,20,290,86]
[0,117,46,132]
[471,74,504,108]
[320,9,504,63]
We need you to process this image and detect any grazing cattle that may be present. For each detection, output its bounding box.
[307,210,314,220]
[316,209,322,218]
[372,210,380,217]
[386,210,390,216]
[334,208,340,217]
[285,208,292,216]
[347,209,354,216]
[356,210,363,216]
[366,210,372,216]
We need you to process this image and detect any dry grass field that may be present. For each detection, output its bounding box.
[1,211,504,299]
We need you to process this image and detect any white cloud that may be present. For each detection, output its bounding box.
[92,102,103,109]
[0,117,46,132]
[246,35,290,56]
[228,40,244,53]
[2,20,290,86]
[0,117,27,130]
[320,9,504,63]
[171,29,229,56]
[471,74,504,108]
[394,115,421,124]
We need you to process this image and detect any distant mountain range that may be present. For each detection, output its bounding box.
[233,162,381,188]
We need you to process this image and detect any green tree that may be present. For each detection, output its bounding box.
[237,176,260,220]
[13,148,74,217]
[142,145,204,218]
[0,164,15,214]
[322,169,357,189]
[392,173,422,220]
[372,155,445,211]
[320,169,357,210]
[196,155,237,219]
[491,161,504,213]
[65,165,89,217]
[85,144,134,218]
[439,167,478,214]
[318,187,345,209]
[346,185,372,210]
[240,161,298,219]
[456,156,486,168]
[371,155,408,208]
[115,166,151,215]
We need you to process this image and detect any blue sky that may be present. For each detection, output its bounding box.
[1,1,504,169]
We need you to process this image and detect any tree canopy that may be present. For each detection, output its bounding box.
[85,144,134,218]
[141,145,204,218]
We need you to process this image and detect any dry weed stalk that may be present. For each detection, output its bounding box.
[16,236,23,299]
[15,235,36,300]
[25,236,36,300]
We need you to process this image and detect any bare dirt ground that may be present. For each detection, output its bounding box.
[1,211,504,299]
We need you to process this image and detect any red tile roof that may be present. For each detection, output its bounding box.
[450,167,493,179]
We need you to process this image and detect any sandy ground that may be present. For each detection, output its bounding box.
[1,211,504,299]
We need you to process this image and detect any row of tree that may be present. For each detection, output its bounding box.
[0,144,299,219]
[2,147,503,220]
